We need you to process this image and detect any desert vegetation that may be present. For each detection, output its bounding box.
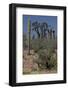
[23,16,57,74]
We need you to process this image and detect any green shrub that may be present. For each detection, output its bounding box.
[35,48,57,70]
[50,53,57,70]
[30,38,57,70]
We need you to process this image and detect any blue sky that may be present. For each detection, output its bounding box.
[23,15,57,36]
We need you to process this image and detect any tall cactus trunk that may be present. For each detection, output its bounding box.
[28,16,31,55]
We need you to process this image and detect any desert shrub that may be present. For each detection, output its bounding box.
[50,53,57,70]
[30,38,47,52]
[30,39,38,51]
[30,38,57,70]
[44,39,57,50]
[36,49,48,69]
[35,48,57,70]
[31,38,57,52]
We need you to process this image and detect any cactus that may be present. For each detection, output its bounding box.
[28,16,31,55]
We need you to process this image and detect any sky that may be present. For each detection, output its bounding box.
[23,15,57,37]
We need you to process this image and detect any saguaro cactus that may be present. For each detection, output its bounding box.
[28,16,31,55]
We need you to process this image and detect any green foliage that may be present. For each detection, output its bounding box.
[37,49,57,70]
[31,38,57,70]
[23,33,57,71]
[30,38,46,52]
[49,53,57,70]
[30,38,57,52]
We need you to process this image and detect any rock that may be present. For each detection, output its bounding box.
[30,50,34,55]
[33,53,39,60]
[32,63,39,71]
